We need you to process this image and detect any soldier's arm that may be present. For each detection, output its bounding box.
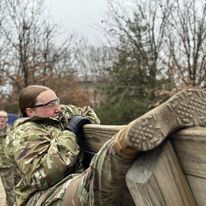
[13,124,80,190]
[61,104,100,124]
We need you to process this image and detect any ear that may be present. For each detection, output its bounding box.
[25,108,35,117]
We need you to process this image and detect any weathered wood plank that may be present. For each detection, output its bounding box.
[171,127,206,178]
[80,124,125,153]
[186,175,206,206]
[171,127,206,206]
[126,141,196,206]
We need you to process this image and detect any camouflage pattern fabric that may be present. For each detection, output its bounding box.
[0,125,16,206]
[0,167,16,206]
[4,105,101,206]
[0,125,12,168]
[24,135,134,206]
[5,105,134,206]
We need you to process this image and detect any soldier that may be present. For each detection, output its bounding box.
[4,85,206,206]
[0,110,16,206]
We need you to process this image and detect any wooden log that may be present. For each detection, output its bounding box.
[171,127,206,206]
[125,141,196,206]
[186,175,206,206]
[171,127,206,177]
[80,124,125,153]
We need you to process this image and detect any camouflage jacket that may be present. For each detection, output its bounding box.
[0,124,13,168]
[4,105,100,206]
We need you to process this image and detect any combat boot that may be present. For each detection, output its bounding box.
[113,128,139,159]
[114,89,206,156]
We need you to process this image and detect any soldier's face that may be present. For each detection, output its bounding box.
[26,89,62,118]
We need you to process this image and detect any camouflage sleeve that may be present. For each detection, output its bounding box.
[4,131,16,164]
[61,104,100,124]
[11,123,80,190]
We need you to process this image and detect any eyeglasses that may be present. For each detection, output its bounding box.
[32,98,60,109]
[0,116,8,119]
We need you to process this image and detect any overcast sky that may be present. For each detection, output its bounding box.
[44,0,108,44]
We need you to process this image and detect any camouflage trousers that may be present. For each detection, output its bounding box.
[0,166,16,206]
[25,129,135,206]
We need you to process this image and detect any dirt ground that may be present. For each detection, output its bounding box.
[0,177,6,206]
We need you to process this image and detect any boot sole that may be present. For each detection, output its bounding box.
[126,89,206,151]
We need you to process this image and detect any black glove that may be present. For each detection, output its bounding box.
[65,116,91,134]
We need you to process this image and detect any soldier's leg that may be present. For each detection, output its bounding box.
[114,89,206,153]
[63,89,206,205]
[63,136,136,206]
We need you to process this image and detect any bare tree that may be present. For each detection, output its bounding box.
[167,0,206,88]
[75,37,114,80]
[0,0,76,94]
[101,0,172,101]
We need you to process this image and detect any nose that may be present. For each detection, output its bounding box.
[54,105,61,113]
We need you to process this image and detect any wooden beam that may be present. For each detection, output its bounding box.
[126,141,196,206]
[80,124,125,153]
[171,127,206,206]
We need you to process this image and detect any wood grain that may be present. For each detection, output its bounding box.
[171,127,206,206]
[126,141,196,206]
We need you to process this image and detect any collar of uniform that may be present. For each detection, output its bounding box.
[13,115,61,128]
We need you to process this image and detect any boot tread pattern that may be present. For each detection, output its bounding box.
[127,89,206,151]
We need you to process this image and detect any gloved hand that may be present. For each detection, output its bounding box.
[65,115,91,134]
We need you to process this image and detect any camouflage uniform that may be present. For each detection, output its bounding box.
[5,105,134,206]
[0,124,16,206]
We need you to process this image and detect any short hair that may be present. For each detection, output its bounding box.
[19,85,50,117]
